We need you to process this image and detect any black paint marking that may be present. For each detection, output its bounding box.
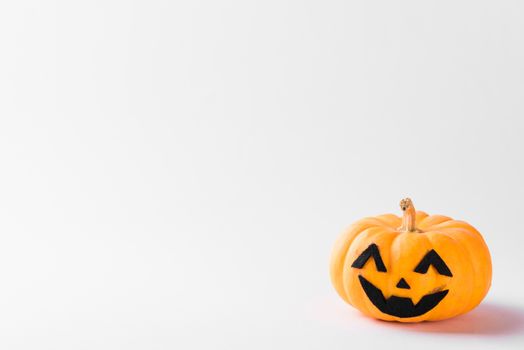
[414,250,453,277]
[396,278,410,289]
[358,275,448,318]
[351,244,387,272]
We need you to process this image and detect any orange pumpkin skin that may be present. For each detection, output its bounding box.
[330,199,492,323]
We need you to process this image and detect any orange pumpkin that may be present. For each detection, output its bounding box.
[330,198,492,322]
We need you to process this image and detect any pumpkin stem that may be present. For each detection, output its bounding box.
[399,198,420,232]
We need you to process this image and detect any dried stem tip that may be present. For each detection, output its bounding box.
[399,198,419,232]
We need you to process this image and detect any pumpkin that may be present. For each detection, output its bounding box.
[329,198,492,322]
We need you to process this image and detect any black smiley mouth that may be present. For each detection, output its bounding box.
[358,275,449,318]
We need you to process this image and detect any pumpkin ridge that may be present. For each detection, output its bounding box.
[427,231,476,319]
[418,215,453,230]
[435,227,491,314]
[435,221,485,241]
[374,214,402,229]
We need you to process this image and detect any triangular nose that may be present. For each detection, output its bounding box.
[396,278,410,289]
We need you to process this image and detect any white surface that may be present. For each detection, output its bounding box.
[1,1,524,349]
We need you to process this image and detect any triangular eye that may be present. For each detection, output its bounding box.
[351,244,387,272]
[414,250,453,277]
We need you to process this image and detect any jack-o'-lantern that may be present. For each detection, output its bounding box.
[329,198,492,322]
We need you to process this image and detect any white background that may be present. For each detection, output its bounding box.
[1,1,524,349]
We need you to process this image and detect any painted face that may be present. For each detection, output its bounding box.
[330,198,492,322]
[351,244,453,318]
